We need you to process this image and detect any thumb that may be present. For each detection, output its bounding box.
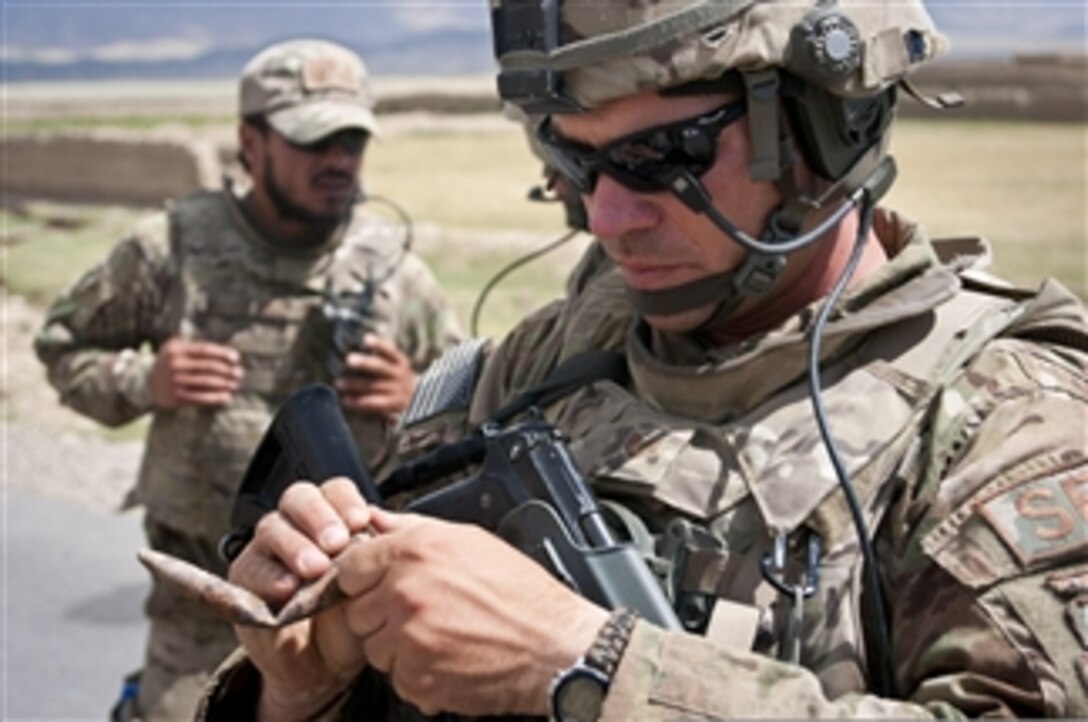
[333,509,426,596]
[367,507,424,535]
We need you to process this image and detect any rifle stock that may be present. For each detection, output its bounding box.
[219,384,380,562]
[223,383,681,630]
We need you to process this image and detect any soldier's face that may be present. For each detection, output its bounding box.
[551,91,781,333]
[252,127,366,230]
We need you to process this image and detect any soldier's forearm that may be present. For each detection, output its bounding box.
[45,348,154,427]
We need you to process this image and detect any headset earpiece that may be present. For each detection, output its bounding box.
[779,72,896,182]
[779,7,896,183]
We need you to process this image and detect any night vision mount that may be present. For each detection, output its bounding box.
[492,0,581,115]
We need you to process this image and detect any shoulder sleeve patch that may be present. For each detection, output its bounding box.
[978,464,1087,567]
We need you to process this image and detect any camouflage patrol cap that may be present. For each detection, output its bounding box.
[492,0,949,112]
[240,39,380,143]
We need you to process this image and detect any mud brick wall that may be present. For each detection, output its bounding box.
[901,55,1086,122]
[2,57,1082,207]
[1,130,221,207]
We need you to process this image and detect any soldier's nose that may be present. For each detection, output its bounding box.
[586,174,661,240]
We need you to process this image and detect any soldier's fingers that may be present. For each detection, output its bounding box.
[337,371,410,396]
[319,477,372,534]
[336,511,428,597]
[312,602,369,675]
[361,335,407,364]
[334,372,380,396]
[368,507,425,535]
[335,379,411,415]
[361,618,396,675]
[341,352,395,379]
[173,371,240,391]
[183,340,242,364]
[172,387,235,407]
[340,392,403,418]
[280,482,353,558]
[336,536,395,601]
[341,607,385,650]
[253,505,334,580]
[228,531,302,603]
[172,355,244,381]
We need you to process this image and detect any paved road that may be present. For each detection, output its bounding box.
[3,486,148,721]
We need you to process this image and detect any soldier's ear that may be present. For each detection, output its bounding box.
[238,122,264,173]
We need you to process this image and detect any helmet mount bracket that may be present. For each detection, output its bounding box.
[492,0,582,115]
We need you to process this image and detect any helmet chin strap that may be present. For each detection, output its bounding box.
[624,152,897,326]
[625,168,862,322]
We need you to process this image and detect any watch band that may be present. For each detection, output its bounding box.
[584,607,639,680]
[549,608,640,722]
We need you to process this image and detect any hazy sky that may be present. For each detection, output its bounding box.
[3,1,1085,65]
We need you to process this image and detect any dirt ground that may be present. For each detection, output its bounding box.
[4,293,143,511]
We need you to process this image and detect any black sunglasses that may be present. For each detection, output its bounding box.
[536,99,746,195]
[284,128,369,156]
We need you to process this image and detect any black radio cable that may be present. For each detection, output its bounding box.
[470,227,581,336]
[805,194,894,696]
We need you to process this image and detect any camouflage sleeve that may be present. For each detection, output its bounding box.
[195,648,357,721]
[604,622,933,719]
[602,336,1087,720]
[387,251,465,373]
[886,335,1087,717]
[32,213,175,427]
[197,648,442,721]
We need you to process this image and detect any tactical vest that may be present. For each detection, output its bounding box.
[402,230,1083,701]
[136,190,404,540]
[541,259,1065,698]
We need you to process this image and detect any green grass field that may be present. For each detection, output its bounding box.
[886,119,1085,297]
[5,117,1084,343]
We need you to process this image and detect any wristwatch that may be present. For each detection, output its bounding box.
[549,608,638,722]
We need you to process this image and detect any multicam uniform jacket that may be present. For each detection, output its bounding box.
[34,188,463,541]
[201,208,1087,719]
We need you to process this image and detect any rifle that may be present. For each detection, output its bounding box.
[220,383,681,630]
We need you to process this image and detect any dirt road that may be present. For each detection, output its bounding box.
[5,294,141,512]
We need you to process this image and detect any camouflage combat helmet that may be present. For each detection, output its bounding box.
[490,0,954,314]
[493,0,948,185]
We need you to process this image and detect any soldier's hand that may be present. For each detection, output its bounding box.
[149,337,243,409]
[334,334,416,420]
[228,478,372,721]
[334,508,609,716]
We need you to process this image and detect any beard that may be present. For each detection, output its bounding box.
[261,153,356,235]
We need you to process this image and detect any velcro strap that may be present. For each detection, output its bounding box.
[400,338,490,428]
[742,69,782,181]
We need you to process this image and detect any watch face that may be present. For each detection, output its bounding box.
[554,668,608,722]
